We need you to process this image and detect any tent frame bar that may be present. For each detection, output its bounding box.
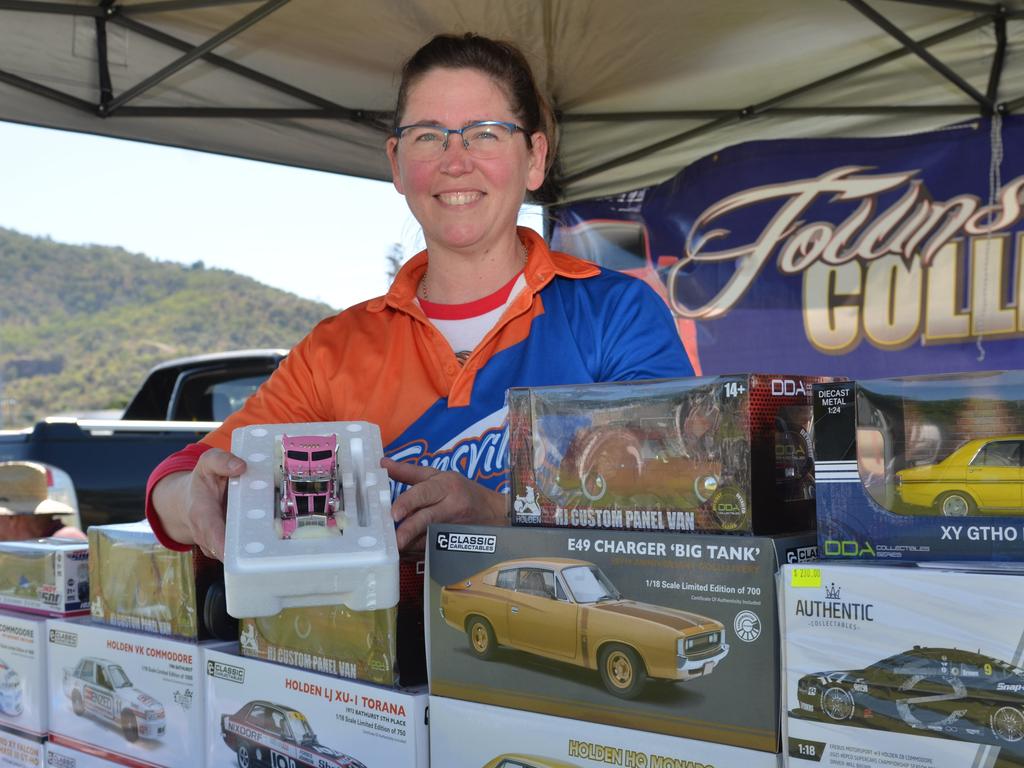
[563,6,1010,186]
[101,0,290,115]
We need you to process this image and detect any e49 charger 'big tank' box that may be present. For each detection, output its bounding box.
[813,371,1024,561]
[428,523,814,751]
[508,374,827,534]
[782,561,1024,768]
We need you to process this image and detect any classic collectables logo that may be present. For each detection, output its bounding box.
[208,659,246,684]
[435,532,497,553]
[49,628,77,647]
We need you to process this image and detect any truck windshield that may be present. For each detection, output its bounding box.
[292,480,328,493]
[286,450,309,461]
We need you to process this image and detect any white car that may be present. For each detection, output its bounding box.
[63,656,165,742]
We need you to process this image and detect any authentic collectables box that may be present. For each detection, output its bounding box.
[813,371,1024,561]
[428,523,814,751]
[782,561,1024,768]
[508,374,827,535]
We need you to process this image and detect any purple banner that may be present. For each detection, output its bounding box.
[552,118,1024,377]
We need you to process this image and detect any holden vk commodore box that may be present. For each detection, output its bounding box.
[782,561,1024,768]
[0,609,48,738]
[813,371,1024,561]
[205,646,428,768]
[508,374,828,535]
[428,523,815,751]
[0,729,44,768]
[430,695,783,768]
[45,617,207,768]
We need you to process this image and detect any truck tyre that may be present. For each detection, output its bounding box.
[599,643,646,700]
[71,690,84,716]
[203,578,238,641]
[122,711,139,742]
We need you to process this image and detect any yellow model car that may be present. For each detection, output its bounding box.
[440,557,728,700]
[895,436,1023,516]
[481,755,582,768]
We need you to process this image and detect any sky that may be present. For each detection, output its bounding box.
[0,121,544,310]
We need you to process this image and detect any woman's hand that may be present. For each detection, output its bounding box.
[151,448,247,561]
[382,458,508,551]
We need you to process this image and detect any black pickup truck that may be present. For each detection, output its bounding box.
[0,349,285,530]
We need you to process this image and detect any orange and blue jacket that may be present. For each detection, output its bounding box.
[146,227,691,548]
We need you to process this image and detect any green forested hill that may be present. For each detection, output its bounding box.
[0,227,336,427]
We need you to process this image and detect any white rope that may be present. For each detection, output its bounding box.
[976,113,1004,362]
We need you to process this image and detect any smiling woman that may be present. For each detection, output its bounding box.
[146,33,691,562]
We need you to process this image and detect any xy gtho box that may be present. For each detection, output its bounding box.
[45,618,207,768]
[782,562,1024,768]
[428,524,814,751]
[430,695,783,767]
[205,647,428,768]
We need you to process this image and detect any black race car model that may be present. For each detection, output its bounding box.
[795,646,1024,745]
[221,700,366,768]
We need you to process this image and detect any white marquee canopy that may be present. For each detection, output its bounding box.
[1,0,1022,202]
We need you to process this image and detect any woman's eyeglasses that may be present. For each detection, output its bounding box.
[394,120,528,161]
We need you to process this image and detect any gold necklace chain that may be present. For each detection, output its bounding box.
[419,240,528,302]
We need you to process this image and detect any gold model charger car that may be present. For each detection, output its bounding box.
[896,436,1023,516]
[481,755,582,768]
[440,557,728,699]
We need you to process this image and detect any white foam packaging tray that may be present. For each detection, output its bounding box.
[45,617,210,768]
[0,609,47,738]
[430,695,782,767]
[782,562,1024,768]
[225,421,399,618]
[206,646,428,768]
[0,729,43,768]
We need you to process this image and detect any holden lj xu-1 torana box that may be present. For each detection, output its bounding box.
[428,523,814,751]
[46,618,209,768]
[205,646,428,768]
[813,371,1024,561]
[430,695,783,768]
[782,561,1024,767]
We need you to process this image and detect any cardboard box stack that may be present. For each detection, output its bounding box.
[427,375,825,766]
[779,371,1024,768]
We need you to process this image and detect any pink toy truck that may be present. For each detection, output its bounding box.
[278,435,342,538]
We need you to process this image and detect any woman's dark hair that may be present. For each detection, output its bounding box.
[394,33,559,177]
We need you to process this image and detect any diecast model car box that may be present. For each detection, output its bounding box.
[45,617,208,768]
[88,520,231,641]
[428,523,815,751]
[0,538,88,617]
[205,646,429,768]
[813,371,1024,561]
[0,609,47,738]
[431,695,783,768]
[237,555,427,687]
[782,561,1024,768]
[0,729,43,768]
[508,374,826,535]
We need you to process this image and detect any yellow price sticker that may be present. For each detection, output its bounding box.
[791,567,821,588]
